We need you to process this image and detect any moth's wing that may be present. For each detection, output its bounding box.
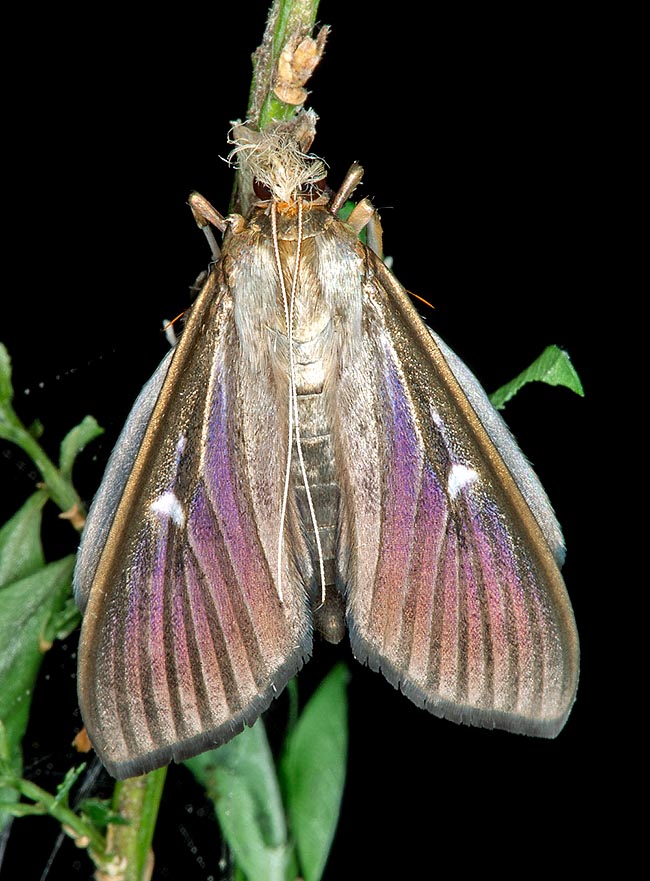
[74,347,175,611]
[74,270,311,779]
[335,255,579,737]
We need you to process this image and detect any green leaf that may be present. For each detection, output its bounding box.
[0,491,47,588]
[0,342,13,408]
[0,555,75,829]
[0,554,75,736]
[59,415,104,482]
[185,720,290,881]
[28,418,44,441]
[280,663,350,881]
[0,343,22,448]
[0,487,49,829]
[489,345,585,410]
[52,763,86,808]
[80,797,129,830]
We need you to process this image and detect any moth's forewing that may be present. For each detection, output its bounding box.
[75,268,312,780]
[334,253,578,737]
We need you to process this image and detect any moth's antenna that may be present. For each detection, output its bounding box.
[273,200,327,607]
[274,203,292,605]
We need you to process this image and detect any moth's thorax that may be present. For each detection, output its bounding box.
[248,196,335,238]
[224,201,365,387]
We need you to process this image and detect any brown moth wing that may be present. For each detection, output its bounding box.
[75,265,312,780]
[335,250,579,738]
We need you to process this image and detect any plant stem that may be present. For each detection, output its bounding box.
[248,0,322,128]
[107,768,168,881]
[1,775,107,861]
[0,417,83,521]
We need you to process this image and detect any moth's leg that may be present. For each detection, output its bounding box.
[330,165,384,257]
[188,191,227,261]
[346,197,384,259]
[330,163,364,214]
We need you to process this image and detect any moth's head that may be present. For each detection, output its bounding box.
[228,109,329,215]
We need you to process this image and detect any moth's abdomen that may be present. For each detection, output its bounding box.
[291,368,345,642]
[292,388,339,586]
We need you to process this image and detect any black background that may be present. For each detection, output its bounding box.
[2,2,611,879]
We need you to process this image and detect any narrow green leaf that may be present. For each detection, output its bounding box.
[0,492,51,833]
[0,491,47,588]
[53,763,86,808]
[185,720,290,881]
[280,664,350,881]
[59,415,104,482]
[0,344,21,445]
[490,345,585,410]
[0,556,75,830]
[0,342,14,407]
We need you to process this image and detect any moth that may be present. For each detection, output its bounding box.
[74,110,579,780]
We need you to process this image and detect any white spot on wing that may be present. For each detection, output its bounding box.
[447,463,479,500]
[429,404,444,429]
[151,491,186,527]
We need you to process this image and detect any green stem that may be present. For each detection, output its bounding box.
[108,768,168,881]
[2,775,108,860]
[0,415,83,520]
[1,343,86,523]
